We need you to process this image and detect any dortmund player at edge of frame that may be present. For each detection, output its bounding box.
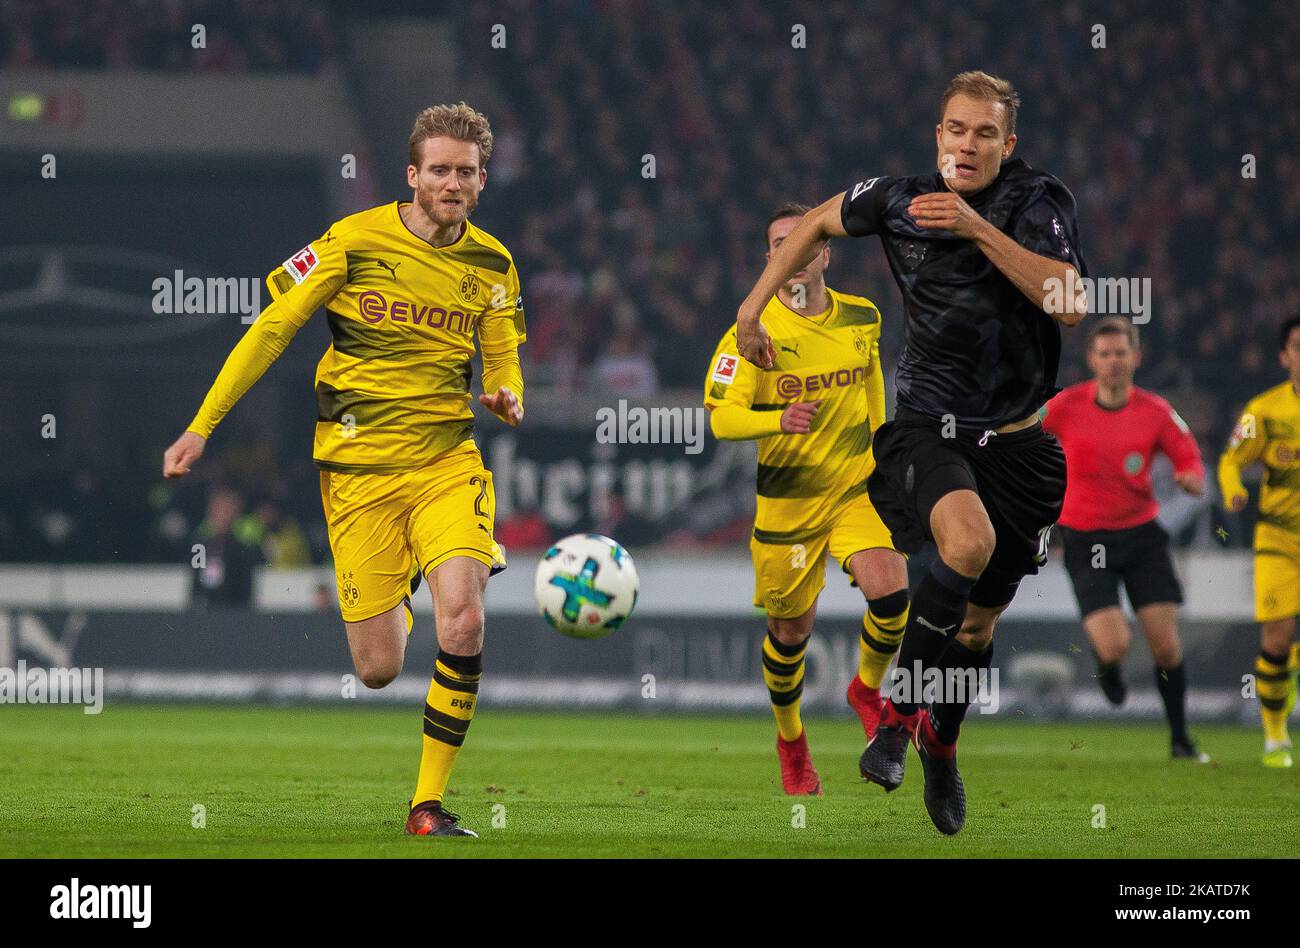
[1218,313,1300,769]
[703,202,910,796]
[163,103,526,838]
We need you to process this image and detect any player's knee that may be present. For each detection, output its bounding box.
[1149,637,1181,668]
[941,526,995,576]
[438,601,486,650]
[1261,622,1294,654]
[1153,651,1181,671]
[767,614,812,646]
[356,656,403,690]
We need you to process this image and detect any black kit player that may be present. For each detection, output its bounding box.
[735,71,1087,834]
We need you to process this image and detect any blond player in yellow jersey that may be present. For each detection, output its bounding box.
[704,203,909,795]
[1218,314,1300,769]
[163,104,525,836]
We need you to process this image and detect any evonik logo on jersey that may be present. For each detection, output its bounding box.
[356,290,482,335]
[775,365,870,399]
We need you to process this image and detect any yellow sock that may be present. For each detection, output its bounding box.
[412,650,482,807]
[1255,651,1290,746]
[762,631,807,742]
[858,601,909,689]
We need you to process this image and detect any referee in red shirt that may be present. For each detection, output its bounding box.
[1043,316,1208,761]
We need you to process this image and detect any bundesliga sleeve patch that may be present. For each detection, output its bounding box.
[282,244,319,284]
[1228,415,1253,448]
[712,353,739,384]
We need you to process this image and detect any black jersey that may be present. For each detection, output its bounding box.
[840,158,1086,428]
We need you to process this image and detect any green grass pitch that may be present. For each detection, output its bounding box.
[0,705,1289,858]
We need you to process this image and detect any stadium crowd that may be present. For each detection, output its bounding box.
[3,0,1296,564]
[0,0,334,71]
[461,0,1298,424]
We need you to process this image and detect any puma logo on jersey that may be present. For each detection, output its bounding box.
[779,343,801,358]
[915,616,956,635]
[376,259,401,280]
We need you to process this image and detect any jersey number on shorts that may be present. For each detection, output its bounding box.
[469,476,489,518]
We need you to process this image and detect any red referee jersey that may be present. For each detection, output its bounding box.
[1042,381,1204,531]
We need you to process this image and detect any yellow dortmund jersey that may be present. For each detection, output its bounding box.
[1219,380,1300,540]
[188,202,526,473]
[704,288,886,540]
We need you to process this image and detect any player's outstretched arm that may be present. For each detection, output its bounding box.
[162,298,308,478]
[735,193,848,368]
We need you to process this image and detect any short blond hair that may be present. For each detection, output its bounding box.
[940,70,1020,138]
[408,102,494,168]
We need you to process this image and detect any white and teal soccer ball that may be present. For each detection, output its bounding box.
[534,533,639,639]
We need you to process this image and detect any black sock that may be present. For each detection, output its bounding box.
[890,558,977,716]
[1155,662,1188,742]
[931,639,993,744]
[1095,650,1123,688]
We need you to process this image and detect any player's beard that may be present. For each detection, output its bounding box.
[416,188,477,228]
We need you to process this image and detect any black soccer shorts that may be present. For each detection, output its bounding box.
[1059,518,1184,618]
[866,407,1067,608]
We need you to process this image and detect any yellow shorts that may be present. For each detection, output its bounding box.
[319,440,506,622]
[751,489,896,619]
[1255,523,1300,623]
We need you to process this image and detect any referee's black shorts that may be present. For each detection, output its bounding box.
[866,407,1067,609]
[1059,518,1184,618]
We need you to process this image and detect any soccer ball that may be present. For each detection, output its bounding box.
[534,533,639,639]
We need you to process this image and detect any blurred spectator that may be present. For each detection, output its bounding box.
[593,316,659,397]
[191,487,262,608]
[234,499,312,569]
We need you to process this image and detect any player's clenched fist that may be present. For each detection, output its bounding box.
[163,430,206,478]
[781,401,820,434]
[479,386,523,427]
